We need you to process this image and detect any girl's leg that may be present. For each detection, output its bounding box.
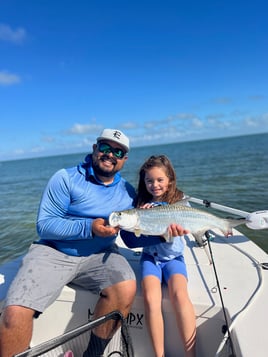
[168,274,196,357]
[142,275,164,357]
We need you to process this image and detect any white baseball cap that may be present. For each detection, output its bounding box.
[97,129,130,152]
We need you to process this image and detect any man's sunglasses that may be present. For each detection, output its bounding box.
[97,142,126,159]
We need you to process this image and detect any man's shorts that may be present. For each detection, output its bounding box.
[140,252,187,283]
[4,243,136,313]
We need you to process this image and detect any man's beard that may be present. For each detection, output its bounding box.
[92,155,118,178]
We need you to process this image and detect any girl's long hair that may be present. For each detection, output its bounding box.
[136,155,184,207]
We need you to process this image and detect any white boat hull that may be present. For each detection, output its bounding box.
[1,229,268,356]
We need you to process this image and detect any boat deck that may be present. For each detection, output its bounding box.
[1,229,268,356]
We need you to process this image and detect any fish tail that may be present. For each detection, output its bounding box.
[228,217,247,228]
[222,218,247,236]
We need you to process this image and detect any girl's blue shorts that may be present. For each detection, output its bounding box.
[140,252,187,283]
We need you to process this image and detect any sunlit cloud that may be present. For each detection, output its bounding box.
[66,123,103,135]
[2,97,268,161]
[0,71,21,86]
[54,109,267,154]
[238,113,268,130]
[14,149,25,155]
[175,113,196,120]
[213,97,233,105]
[230,110,248,117]
[248,95,265,101]
[262,113,268,122]
[31,146,45,153]
[206,113,225,120]
[192,118,203,128]
[0,23,27,44]
[143,113,197,130]
[41,136,55,143]
[244,116,260,127]
[121,121,139,129]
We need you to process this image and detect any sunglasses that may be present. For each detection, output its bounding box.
[97,142,126,159]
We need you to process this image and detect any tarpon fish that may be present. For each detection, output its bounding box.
[109,202,246,242]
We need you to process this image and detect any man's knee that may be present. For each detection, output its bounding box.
[102,279,136,304]
[1,305,35,329]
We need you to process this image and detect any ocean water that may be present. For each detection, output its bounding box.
[1,133,268,265]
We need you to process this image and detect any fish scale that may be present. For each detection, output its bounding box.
[109,202,246,242]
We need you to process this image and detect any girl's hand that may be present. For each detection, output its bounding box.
[139,203,155,209]
[168,223,190,237]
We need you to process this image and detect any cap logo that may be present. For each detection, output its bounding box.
[113,130,122,140]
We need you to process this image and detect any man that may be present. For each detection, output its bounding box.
[0,129,137,357]
[0,128,188,357]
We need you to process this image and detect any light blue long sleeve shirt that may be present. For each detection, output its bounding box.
[35,155,136,256]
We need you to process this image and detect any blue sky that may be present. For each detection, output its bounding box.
[0,0,267,161]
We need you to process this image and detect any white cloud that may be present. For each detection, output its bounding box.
[262,113,268,122]
[174,113,196,120]
[121,121,138,129]
[206,113,225,120]
[41,136,55,143]
[213,97,233,105]
[239,113,268,130]
[67,123,103,135]
[0,71,21,86]
[0,23,27,44]
[244,116,257,127]
[248,95,265,101]
[31,146,45,153]
[192,118,203,128]
[13,148,25,155]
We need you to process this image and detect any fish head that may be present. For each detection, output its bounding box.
[109,210,139,231]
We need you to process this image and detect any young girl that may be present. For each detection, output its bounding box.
[137,155,196,357]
